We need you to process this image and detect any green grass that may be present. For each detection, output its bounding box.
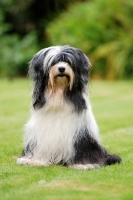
[0,79,133,200]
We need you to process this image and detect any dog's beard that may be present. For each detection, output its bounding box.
[49,74,69,92]
[46,62,74,108]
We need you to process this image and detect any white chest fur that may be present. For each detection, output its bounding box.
[24,103,85,164]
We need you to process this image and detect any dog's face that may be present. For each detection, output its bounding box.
[29,46,91,111]
[48,61,74,92]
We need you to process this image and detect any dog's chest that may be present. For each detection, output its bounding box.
[30,106,83,163]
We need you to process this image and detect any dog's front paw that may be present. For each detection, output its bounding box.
[16,157,51,167]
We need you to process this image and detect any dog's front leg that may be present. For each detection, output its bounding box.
[16,157,52,167]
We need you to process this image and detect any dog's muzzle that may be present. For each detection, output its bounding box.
[49,62,74,91]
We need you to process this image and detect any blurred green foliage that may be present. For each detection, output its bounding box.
[0,32,38,78]
[47,0,133,79]
[0,0,133,79]
[0,0,79,78]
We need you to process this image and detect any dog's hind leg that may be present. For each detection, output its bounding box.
[68,163,100,170]
[73,128,122,168]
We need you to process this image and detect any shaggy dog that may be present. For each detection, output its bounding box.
[17,45,121,170]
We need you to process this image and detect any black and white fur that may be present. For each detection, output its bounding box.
[17,45,121,169]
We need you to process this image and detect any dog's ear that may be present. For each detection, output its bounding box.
[29,49,48,109]
[29,49,46,80]
[85,55,92,69]
[77,49,92,85]
[84,54,92,83]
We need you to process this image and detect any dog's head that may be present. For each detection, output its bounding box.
[29,45,91,111]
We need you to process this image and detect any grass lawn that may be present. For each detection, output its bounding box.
[0,78,133,200]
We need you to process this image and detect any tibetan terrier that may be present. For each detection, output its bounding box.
[17,45,121,170]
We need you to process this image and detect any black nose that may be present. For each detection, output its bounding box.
[58,67,65,73]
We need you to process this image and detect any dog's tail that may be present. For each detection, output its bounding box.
[105,153,122,165]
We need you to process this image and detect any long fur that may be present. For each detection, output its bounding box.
[17,45,121,169]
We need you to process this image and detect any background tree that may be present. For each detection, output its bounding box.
[47,0,133,79]
[0,0,133,79]
[0,0,85,77]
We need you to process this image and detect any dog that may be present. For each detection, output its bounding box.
[17,45,121,170]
